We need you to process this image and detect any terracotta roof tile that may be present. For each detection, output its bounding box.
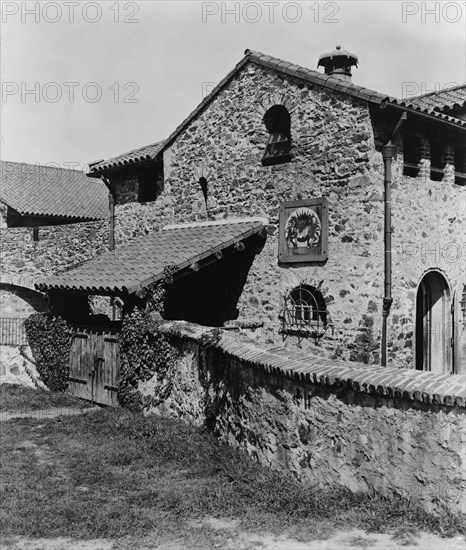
[0,161,108,220]
[35,218,266,294]
[160,321,466,408]
[87,140,165,174]
[402,85,466,113]
[87,52,465,176]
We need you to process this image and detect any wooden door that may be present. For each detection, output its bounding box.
[68,327,120,406]
[415,271,451,373]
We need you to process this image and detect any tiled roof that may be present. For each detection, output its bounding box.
[245,50,465,127]
[400,85,466,114]
[35,218,266,294]
[160,321,466,408]
[87,50,465,175]
[88,140,165,174]
[0,161,108,220]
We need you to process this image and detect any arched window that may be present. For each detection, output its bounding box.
[281,285,327,339]
[199,177,208,205]
[262,105,292,166]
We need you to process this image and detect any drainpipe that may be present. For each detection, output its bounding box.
[100,176,115,251]
[108,192,115,251]
[381,142,396,366]
[101,175,117,320]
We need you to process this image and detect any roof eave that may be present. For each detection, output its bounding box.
[382,100,466,130]
[87,153,163,177]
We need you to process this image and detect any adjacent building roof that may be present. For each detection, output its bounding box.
[87,49,466,176]
[0,161,109,220]
[35,218,266,294]
[400,85,466,114]
[87,140,165,174]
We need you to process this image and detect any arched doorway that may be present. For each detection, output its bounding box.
[415,271,451,373]
[452,283,466,375]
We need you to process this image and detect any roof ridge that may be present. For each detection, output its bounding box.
[88,49,465,174]
[0,160,87,175]
[245,48,394,101]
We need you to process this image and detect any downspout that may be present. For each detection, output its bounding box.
[100,175,115,251]
[379,112,407,367]
[101,175,117,319]
[108,193,115,251]
[381,142,396,366]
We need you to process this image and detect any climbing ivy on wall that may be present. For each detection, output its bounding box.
[118,265,181,412]
[24,313,72,392]
[198,328,223,432]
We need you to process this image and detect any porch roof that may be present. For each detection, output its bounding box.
[35,218,267,295]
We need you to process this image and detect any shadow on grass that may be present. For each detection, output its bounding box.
[0,408,464,546]
[0,383,94,413]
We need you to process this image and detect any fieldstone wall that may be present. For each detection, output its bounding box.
[0,220,109,280]
[389,153,466,369]
[138,321,466,515]
[108,63,465,369]
[0,345,46,389]
[163,67,388,368]
[0,288,47,318]
[0,214,109,320]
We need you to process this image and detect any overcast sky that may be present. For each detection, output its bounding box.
[1,0,465,169]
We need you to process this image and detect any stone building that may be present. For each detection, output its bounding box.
[39,47,466,374]
[0,160,110,344]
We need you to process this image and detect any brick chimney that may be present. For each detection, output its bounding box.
[318,45,358,82]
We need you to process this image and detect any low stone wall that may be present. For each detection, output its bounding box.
[0,345,46,389]
[138,320,466,515]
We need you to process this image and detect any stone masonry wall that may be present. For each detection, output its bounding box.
[388,148,466,370]
[0,214,109,317]
[0,219,109,280]
[110,63,465,369]
[138,322,466,515]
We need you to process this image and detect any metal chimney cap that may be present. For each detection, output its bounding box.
[318,45,359,68]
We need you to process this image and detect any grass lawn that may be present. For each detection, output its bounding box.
[0,383,95,412]
[0,392,464,549]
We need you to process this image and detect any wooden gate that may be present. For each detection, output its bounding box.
[68,325,120,406]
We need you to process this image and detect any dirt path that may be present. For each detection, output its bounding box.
[2,526,465,550]
[0,407,100,422]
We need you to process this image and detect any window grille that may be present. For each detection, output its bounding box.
[0,318,28,346]
[280,285,328,342]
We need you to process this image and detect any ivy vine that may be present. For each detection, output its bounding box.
[24,313,72,392]
[198,328,223,432]
[118,264,181,412]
